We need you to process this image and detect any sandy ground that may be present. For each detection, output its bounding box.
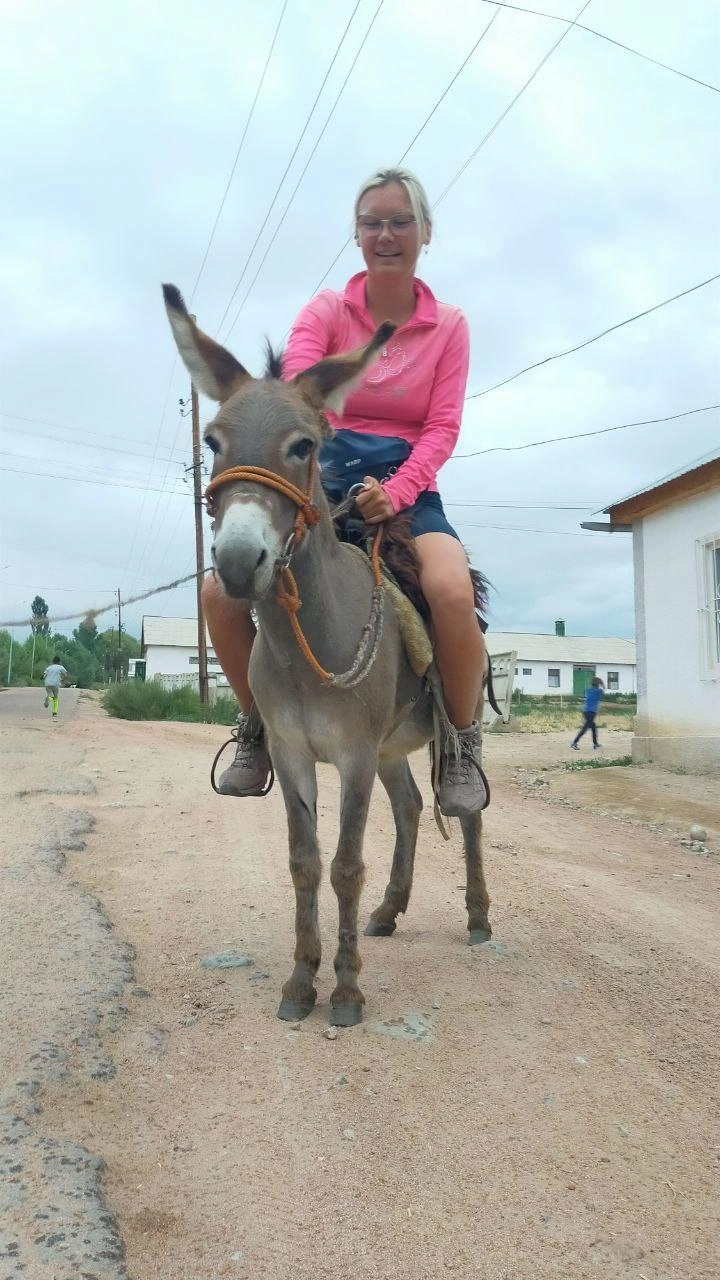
[1,688,719,1280]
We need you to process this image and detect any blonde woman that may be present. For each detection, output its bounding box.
[205,167,488,816]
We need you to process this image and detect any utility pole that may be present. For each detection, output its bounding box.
[6,631,13,685]
[190,372,209,704]
[117,588,122,683]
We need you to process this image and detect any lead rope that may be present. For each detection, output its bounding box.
[274,525,385,687]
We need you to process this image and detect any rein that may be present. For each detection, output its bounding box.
[205,460,384,686]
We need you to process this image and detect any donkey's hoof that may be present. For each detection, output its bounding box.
[364,918,396,937]
[468,927,492,946]
[277,996,315,1022]
[329,1002,364,1028]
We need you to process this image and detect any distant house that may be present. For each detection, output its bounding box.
[486,623,636,698]
[140,616,229,692]
[598,451,720,772]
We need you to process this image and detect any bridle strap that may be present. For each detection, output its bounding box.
[204,460,320,545]
[204,457,384,685]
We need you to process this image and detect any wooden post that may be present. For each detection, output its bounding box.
[191,376,209,704]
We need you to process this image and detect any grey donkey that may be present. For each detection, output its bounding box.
[163,284,491,1028]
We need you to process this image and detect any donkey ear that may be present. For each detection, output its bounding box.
[293,321,396,414]
[162,284,249,403]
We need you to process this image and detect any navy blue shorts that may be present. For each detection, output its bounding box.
[404,491,460,542]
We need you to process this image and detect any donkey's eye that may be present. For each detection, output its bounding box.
[204,434,220,454]
[287,437,314,461]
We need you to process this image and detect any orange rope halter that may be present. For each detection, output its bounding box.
[204,459,384,684]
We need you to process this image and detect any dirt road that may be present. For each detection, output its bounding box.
[1,690,718,1280]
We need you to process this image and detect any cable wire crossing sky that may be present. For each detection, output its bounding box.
[1,0,718,641]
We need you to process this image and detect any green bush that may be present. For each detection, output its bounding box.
[103,680,238,724]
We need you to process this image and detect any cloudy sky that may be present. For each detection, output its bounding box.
[1,0,718,645]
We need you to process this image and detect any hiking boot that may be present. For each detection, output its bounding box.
[437,720,489,817]
[216,712,271,797]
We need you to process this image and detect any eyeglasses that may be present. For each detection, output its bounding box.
[356,215,417,237]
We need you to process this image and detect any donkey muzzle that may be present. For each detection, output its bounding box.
[212,503,279,599]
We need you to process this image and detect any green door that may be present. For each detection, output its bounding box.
[573,666,595,697]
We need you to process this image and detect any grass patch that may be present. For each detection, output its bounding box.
[565,755,634,771]
[503,692,636,734]
[103,680,238,725]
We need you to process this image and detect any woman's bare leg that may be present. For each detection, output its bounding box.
[202,574,270,796]
[201,573,255,712]
[414,532,488,816]
[414,533,486,727]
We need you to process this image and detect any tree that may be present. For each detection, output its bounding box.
[31,595,50,636]
[97,629,140,681]
[73,617,99,653]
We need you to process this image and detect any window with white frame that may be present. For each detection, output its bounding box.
[698,535,720,676]
[607,671,619,690]
[548,668,560,688]
[522,667,532,675]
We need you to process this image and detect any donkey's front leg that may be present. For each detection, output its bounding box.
[274,753,322,1021]
[329,754,377,1027]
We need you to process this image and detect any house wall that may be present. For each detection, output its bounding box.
[632,488,720,770]
[144,644,226,683]
[513,660,635,696]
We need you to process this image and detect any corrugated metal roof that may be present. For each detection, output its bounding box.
[486,632,636,665]
[602,446,720,514]
[141,616,212,649]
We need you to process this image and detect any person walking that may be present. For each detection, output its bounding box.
[43,656,68,718]
[571,677,605,750]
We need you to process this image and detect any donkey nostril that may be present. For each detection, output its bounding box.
[256,548,268,568]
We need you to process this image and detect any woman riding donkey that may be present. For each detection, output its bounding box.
[205,167,488,817]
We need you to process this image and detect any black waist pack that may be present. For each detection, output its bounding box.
[319,429,411,502]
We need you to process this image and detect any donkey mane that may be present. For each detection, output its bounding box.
[263,341,284,381]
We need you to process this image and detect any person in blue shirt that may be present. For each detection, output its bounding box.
[570,677,605,750]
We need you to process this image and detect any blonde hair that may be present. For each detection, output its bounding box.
[354,167,432,246]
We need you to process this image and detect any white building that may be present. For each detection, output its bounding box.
[486,626,636,698]
[600,452,720,772]
[140,616,230,692]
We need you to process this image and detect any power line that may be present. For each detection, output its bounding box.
[128,396,193,585]
[0,447,186,488]
[139,4,373,589]
[466,274,720,400]
[0,567,208,631]
[445,500,596,509]
[216,0,366,338]
[475,1,720,94]
[458,520,606,536]
[0,421,189,467]
[398,9,502,165]
[0,462,191,496]
[121,5,292,576]
[224,0,386,332]
[301,8,504,305]
[434,0,593,208]
[0,582,118,594]
[188,0,290,304]
[451,403,720,459]
[121,357,179,579]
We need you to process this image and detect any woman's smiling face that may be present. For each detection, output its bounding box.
[355,181,429,277]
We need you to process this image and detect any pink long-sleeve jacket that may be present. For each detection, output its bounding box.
[282,271,470,513]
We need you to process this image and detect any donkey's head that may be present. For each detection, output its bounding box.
[162,285,394,599]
